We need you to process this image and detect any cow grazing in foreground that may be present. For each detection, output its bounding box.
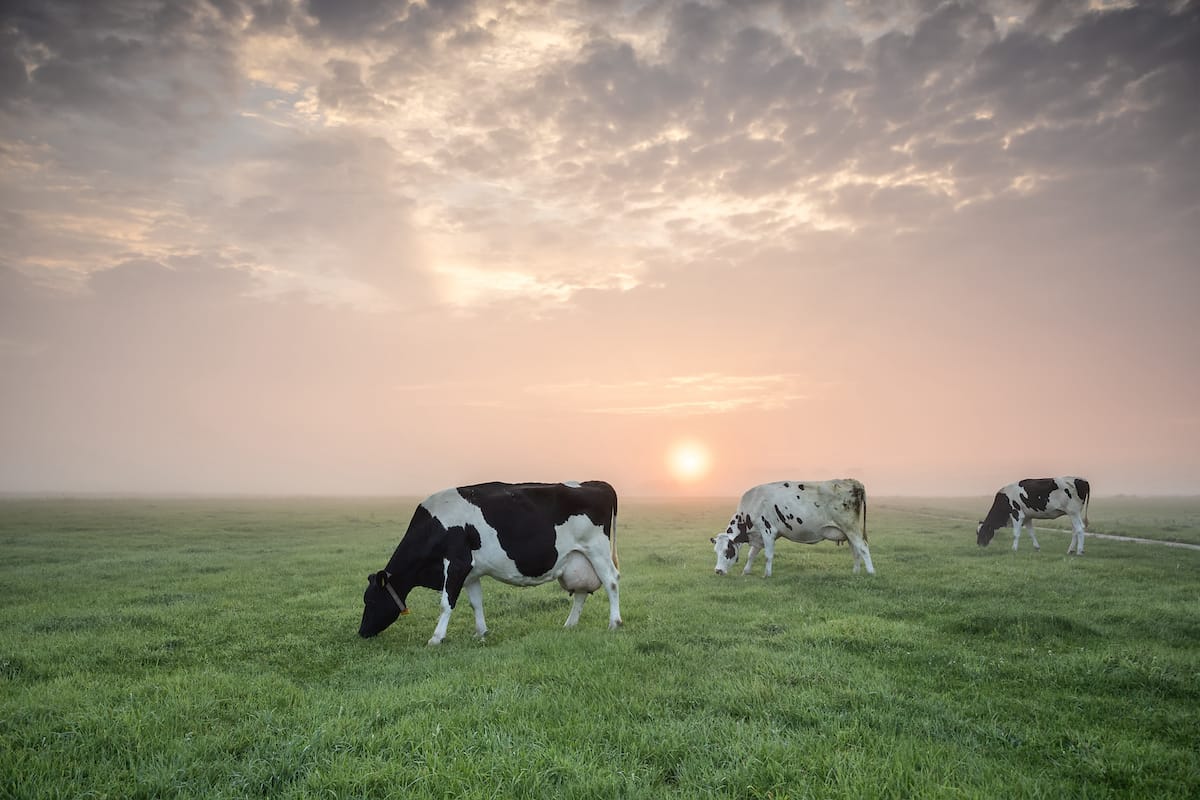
[710,479,874,577]
[977,476,1091,554]
[359,481,622,645]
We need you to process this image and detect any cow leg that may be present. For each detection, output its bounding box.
[465,578,488,638]
[1011,515,1024,552]
[564,591,588,628]
[760,535,776,578]
[580,545,622,629]
[741,544,762,576]
[1068,511,1086,555]
[429,595,454,646]
[428,558,472,646]
[840,528,875,575]
[1025,518,1041,551]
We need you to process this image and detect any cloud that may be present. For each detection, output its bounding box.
[527,373,812,416]
[385,372,813,417]
[16,0,1190,313]
[431,262,638,312]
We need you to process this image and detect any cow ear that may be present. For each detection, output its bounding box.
[375,569,388,586]
[710,537,717,543]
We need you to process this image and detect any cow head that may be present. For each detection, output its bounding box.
[710,532,741,575]
[976,521,997,547]
[358,569,410,638]
[711,513,753,574]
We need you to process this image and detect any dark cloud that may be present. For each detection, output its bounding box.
[303,0,409,37]
[302,0,484,49]
[2,0,241,126]
[557,34,693,143]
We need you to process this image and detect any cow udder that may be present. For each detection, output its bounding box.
[557,551,602,593]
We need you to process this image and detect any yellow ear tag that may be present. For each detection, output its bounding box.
[400,608,410,615]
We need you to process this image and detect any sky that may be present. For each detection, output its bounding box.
[1,0,1198,498]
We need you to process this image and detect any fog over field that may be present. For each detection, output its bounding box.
[1,0,1198,497]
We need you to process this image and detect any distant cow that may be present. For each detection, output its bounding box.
[710,479,874,577]
[359,481,622,645]
[977,477,1091,554]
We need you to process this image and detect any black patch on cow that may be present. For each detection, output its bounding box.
[457,481,615,578]
[761,516,772,531]
[783,482,789,488]
[463,523,482,552]
[732,523,751,544]
[798,484,804,491]
[977,491,1014,546]
[724,541,737,561]
[774,504,794,531]
[848,483,865,516]
[439,522,480,608]
[1018,478,1056,510]
[385,505,454,592]
[1017,478,1057,513]
[1074,478,1091,505]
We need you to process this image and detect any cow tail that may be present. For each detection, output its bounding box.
[610,495,620,572]
[1081,480,1091,530]
[862,492,868,544]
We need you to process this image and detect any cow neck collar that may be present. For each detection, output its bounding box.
[383,578,409,615]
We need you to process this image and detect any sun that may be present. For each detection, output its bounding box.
[667,440,712,483]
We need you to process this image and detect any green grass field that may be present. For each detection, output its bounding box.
[2,495,1198,799]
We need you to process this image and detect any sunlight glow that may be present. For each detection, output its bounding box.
[667,440,712,483]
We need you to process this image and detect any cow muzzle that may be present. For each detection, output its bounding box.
[714,567,726,576]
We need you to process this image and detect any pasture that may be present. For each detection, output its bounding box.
[1,495,1198,799]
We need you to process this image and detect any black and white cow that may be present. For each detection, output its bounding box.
[710,479,874,577]
[359,481,622,645]
[977,476,1091,554]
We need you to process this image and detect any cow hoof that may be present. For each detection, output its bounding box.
[427,637,443,646]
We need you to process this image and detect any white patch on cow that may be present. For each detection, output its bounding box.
[712,480,874,577]
[562,480,582,488]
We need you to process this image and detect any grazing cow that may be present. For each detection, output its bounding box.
[976,476,1091,554]
[710,479,874,577]
[359,481,622,645]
